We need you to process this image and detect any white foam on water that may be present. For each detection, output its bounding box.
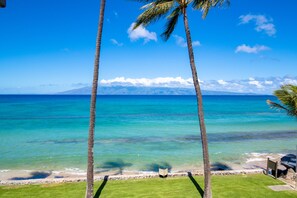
[64,168,86,175]
[244,152,285,164]
[246,158,264,163]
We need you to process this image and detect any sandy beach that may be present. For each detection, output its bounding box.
[1,152,285,186]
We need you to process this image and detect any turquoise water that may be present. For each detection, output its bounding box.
[0,95,296,172]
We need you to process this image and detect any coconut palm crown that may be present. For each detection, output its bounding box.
[267,84,297,117]
[133,1,229,198]
[133,0,229,40]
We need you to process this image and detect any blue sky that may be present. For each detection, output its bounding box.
[0,0,296,94]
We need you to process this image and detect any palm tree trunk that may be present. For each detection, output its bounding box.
[182,7,212,198]
[85,0,106,198]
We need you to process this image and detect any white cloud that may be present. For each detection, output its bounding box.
[192,41,201,47]
[256,23,275,36]
[217,80,228,85]
[235,44,270,54]
[173,35,201,47]
[101,77,196,88]
[248,80,263,88]
[239,14,276,36]
[264,80,273,85]
[110,39,123,47]
[281,78,297,85]
[127,23,157,43]
[99,76,297,94]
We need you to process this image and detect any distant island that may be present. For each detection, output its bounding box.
[59,86,257,95]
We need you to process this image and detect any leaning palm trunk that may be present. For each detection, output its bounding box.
[182,7,212,198]
[85,0,106,198]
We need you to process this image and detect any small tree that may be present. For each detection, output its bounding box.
[267,84,297,117]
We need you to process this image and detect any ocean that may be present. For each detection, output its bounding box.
[0,95,296,174]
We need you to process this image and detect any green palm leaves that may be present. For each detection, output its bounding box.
[267,84,297,117]
[133,0,229,41]
[134,0,174,29]
[192,0,230,18]
[161,6,181,40]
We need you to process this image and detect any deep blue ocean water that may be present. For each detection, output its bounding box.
[0,95,296,172]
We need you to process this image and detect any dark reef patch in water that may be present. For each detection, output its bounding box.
[182,130,297,143]
[28,130,297,145]
[28,139,86,144]
[0,116,88,120]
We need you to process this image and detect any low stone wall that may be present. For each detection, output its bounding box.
[0,169,263,186]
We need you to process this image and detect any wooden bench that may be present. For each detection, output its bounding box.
[266,158,278,179]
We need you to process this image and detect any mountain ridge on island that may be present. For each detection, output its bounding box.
[58,86,257,95]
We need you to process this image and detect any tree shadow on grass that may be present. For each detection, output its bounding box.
[10,171,51,180]
[97,159,132,175]
[187,172,204,197]
[94,175,109,198]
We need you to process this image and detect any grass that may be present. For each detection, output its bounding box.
[0,174,296,197]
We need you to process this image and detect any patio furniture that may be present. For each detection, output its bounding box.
[281,154,296,172]
[266,158,278,179]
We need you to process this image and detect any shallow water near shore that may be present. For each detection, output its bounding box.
[0,95,296,177]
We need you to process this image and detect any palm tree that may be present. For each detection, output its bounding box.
[133,1,229,197]
[267,84,297,117]
[85,0,106,198]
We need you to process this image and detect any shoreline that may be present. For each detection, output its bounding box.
[0,152,286,186]
[0,169,264,186]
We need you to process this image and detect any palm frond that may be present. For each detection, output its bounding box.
[213,0,230,7]
[267,99,289,112]
[133,0,175,29]
[130,0,157,3]
[274,85,297,109]
[192,0,230,19]
[161,6,182,41]
[195,0,214,18]
[268,84,297,117]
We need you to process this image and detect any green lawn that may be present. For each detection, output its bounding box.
[0,174,296,197]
